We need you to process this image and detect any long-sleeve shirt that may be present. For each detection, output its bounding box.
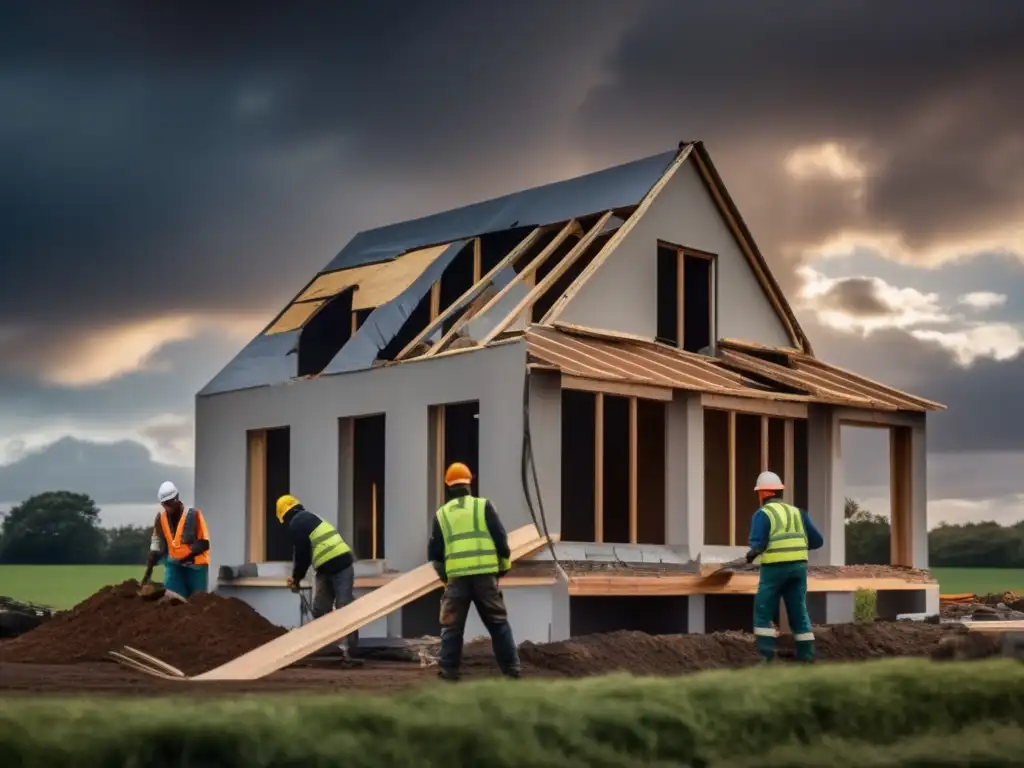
[285,506,354,582]
[428,487,510,581]
[748,502,824,555]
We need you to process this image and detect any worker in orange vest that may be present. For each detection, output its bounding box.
[142,481,211,598]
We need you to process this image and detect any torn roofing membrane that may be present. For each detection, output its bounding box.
[199,150,677,396]
[323,240,469,375]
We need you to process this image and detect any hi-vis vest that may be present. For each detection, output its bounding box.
[436,496,507,578]
[159,507,211,566]
[760,502,808,565]
[309,519,351,571]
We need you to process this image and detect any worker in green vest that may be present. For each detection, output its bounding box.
[427,462,521,681]
[744,471,824,663]
[277,494,360,663]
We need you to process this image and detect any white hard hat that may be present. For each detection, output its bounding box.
[754,471,784,491]
[157,481,179,503]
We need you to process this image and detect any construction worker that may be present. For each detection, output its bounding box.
[276,494,359,661]
[142,481,210,598]
[427,462,521,681]
[745,470,824,663]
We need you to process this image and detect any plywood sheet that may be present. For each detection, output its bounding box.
[264,300,324,335]
[194,524,554,681]
[297,243,451,309]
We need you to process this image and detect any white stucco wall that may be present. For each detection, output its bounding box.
[557,159,792,348]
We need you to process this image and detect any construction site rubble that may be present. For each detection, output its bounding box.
[940,592,1024,621]
[0,580,286,675]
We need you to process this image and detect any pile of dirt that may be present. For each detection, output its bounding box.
[0,580,286,675]
[499,622,973,677]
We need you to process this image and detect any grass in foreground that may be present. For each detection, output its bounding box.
[0,564,163,609]
[931,566,1024,595]
[1,659,1023,767]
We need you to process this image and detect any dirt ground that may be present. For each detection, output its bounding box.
[0,621,999,697]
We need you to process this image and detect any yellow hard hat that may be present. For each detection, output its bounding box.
[276,494,300,523]
[444,462,473,487]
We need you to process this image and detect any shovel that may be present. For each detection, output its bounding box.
[696,555,750,586]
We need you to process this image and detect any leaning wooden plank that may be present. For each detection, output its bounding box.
[108,651,180,680]
[194,524,553,681]
[123,645,187,678]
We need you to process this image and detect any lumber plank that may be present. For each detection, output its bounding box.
[193,524,553,681]
[123,645,186,677]
[108,651,180,680]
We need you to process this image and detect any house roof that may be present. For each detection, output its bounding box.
[199,142,814,397]
[526,325,944,413]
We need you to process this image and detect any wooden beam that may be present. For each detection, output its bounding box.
[350,311,358,336]
[472,238,482,284]
[422,222,575,358]
[760,415,769,471]
[595,392,604,544]
[629,396,638,544]
[433,405,446,510]
[890,426,913,567]
[395,227,545,360]
[371,481,378,560]
[783,419,795,504]
[835,408,924,429]
[429,281,441,320]
[484,211,614,344]
[561,374,673,402]
[727,410,736,546]
[246,430,267,563]
[700,393,808,419]
[543,144,695,324]
[566,574,935,597]
[676,248,685,349]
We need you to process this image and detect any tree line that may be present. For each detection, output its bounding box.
[0,491,152,565]
[1,490,1022,567]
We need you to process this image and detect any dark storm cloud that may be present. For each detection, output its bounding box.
[577,0,1024,269]
[817,278,892,317]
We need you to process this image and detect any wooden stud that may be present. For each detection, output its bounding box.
[890,426,913,566]
[472,238,482,284]
[429,282,441,320]
[783,419,795,504]
[247,430,267,563]
[487,211,614,343]
[350,311,358,336]
[395,227,545,360]
[628,396,638,544]
[434,406,446,510]
[760,415,769,471]
[371,481,378,560]
[543,143,695,324]
[594,393,604,544]
[676,249,685,349]
[727,410,736,546]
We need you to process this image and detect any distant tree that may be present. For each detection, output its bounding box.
[103,525,153,565]
[844,497,891,565]
[0,491,105,564]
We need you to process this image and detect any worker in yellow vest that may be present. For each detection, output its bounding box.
[745,471,824,663]
[427,462,521,681]
[276,494,359,661]
[142,481,210,598]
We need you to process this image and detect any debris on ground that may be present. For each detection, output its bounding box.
[0,597,53,639]
[940,592,1024,621]
[0,580,286,675]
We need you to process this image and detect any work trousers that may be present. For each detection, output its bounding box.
[439,574,520,676]
[164,562,209,599]
[313,565,358,655]
[753,561,815,661]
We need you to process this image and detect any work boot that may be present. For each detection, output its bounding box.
[438,668,460,682]
[502,667,522,680]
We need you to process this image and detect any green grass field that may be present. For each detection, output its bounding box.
[1,659,1023,766]
[0,565,164,609]
[1,565,1022,610]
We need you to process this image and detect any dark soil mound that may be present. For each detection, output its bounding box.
[508,622,969,677]
[0,580,286,675]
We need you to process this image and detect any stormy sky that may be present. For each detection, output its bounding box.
[1,1,1023,528]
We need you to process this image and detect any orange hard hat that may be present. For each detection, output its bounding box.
[444,462,473,487]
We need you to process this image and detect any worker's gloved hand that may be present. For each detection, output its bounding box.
[744,549,760,564]
[286,576,300,593]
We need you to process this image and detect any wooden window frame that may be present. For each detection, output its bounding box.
[657,240,718,353]
[246,429,267,563]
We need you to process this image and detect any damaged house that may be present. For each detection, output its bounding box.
[197,141,945,642]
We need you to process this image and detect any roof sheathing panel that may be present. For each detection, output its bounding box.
[321,151,677,274]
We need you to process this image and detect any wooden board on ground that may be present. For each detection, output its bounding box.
[965,620,1024,632]
[193,524,554,681]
